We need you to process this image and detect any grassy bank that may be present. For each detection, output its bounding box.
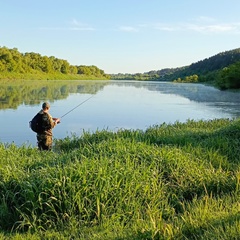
[0,72,110,81]
[0,118,239,239]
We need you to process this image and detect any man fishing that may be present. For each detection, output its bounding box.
[30,96,93,150]
[36,102,60,151]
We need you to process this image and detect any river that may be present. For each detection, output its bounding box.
[0,80,239,146]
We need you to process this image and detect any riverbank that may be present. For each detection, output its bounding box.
[0,72,110,81]
[0,118,239,239]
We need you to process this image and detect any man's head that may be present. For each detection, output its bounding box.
[42,102,50,110]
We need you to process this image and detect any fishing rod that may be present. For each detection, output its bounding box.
[60,95,94,119]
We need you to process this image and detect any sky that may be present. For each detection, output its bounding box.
[1,0,240,74]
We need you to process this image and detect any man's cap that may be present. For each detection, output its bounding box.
[42,102,50,109]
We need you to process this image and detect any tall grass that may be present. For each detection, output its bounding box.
[0,118,239,239]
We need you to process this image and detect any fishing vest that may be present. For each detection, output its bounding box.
[30,112,51,133]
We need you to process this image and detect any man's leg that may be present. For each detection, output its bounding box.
[37,135,52,151]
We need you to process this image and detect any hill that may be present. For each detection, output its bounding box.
[111,48,240,89]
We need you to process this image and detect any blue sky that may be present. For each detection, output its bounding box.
[1,0,240,74]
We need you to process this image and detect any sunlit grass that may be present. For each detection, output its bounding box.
[0,118,239,239]
[0,72,109,81]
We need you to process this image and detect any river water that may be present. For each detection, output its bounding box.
[0,80,240,146]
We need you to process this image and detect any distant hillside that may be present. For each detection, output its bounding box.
[162,48,240,81]
[188,48,240,73]
[111,48,240,89]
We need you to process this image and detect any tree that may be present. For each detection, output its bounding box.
[60,60,70,74]
[217,63,240,89]
[39,56,52,73]
[69,65,78,74]
[0,46,110,79]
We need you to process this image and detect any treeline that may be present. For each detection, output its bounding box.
[111,48,240,89]
[173,74,198,83]
[0,46,110,80]
[111,67,186,81]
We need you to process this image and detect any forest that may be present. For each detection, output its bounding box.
[1,46,240,90]
[0,46,110,80]
[111,48,240,90]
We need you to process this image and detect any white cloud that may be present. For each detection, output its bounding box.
[186,23,236,33]
[195,16,216,23]
[153,24,179,32]
[70,19,95,31]
[40,19,95,31]
[153,20,240,34]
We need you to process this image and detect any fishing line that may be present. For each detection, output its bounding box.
[60,95,94,119]
[1,95,94,145]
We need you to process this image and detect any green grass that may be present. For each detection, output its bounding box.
[0,118,240,239]
[0,72,109,81]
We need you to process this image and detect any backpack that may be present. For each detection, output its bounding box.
[29,113,45,133]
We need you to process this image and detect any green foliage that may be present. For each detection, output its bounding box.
[216,62,240,90]
[0,118,240,239]
[0,46,110,80]
[77,65,107,78]
[111,48,240,90]
[111,67,186,81]
[173,74,198,83]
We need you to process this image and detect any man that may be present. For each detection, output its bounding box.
[36,102,60,151]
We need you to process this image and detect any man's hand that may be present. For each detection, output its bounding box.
[53,118,61,124]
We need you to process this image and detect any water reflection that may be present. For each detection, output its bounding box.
[0,80,108,109]
[0,80,239,146]
[109,81,240,117]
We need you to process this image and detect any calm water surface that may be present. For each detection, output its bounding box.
[1,80,240,146]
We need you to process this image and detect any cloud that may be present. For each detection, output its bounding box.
[153,19,240,34]
[153,24,180,32]
[195,16,216,23]
[40,26,95,31]
[186,23,238,33]
[40,19,95,31]
[69,19,95,31]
